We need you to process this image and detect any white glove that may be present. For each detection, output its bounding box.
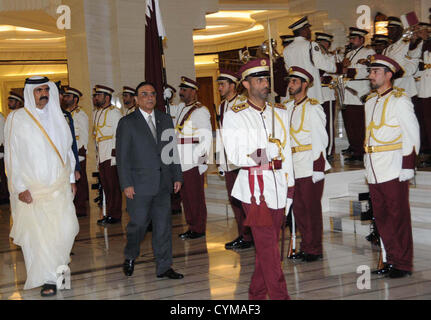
[285,198,293,215]
[198,164,208,175]
[266,142,280,161]
[217,167,225,177]
[163,88,173,100]
[399,169,414,182]
[312,171,324,183]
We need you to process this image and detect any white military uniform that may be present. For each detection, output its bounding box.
[168,102,185,125]
[222,101,295,209]
[93,105,122,165]
[364,88,420,184]
[416,41,431,98]
[174,101,212,173]
[285,97,331,178]
[71,106,89,162]
[123,106,136,116]
[284,37,336,103]
[343,46,376,105]
[216,94,243,172]
[383,39,420,97]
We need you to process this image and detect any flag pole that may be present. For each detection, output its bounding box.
[158,35,170,115]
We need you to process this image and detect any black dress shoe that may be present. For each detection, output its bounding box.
[233,238,253,249]
[97,216,120,226]
[123,259,135,277]
[157,268,184,279]
[179,230,192,239]
[302,253,323,262]
[388,267,412,279]
[188,231,205,239]
[288,250,304,260]
[371,263,392,275]
[225,236,242,250]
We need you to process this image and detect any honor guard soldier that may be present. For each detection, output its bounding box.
[383,16,420,98]
[285,66,330,262]
[371,34,390,54]
[93,85,123,225]
[63,87,90,217]
[122,86,136,116]
[175,76,212,240]
[215,70,253,250]
[315,32,337,159]
[337,27,376,163]
[415,23,431,164]
[365,55,420,278]
[222,58,295,300]
[283,16,336,104]
[8,91,24,110]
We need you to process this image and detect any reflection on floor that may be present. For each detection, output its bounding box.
[0,154,430,300]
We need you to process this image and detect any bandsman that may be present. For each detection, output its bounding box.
[315,32,337,159]
[414,23,431,164]
[283,16,336,104]
[337,27,376,163]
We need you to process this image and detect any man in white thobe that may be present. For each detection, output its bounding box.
[4,76,79,296]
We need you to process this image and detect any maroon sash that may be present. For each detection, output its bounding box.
[243,162,280,227]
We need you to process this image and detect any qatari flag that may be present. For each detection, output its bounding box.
[145,0,166,111]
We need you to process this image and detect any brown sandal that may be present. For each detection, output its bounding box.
[40,283,57,297]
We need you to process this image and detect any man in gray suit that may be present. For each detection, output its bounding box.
[116,81,184,279]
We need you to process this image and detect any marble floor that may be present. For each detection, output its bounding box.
[0,187,431,301]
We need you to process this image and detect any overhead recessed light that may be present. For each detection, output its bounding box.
[193,24,264,41]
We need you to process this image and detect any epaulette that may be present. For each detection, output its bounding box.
[109,105,116,110]
[232,103,249,113]
[307,98,319,105]
[393,87,406,98]
[274,103,287,110]
[366,92,378,102]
